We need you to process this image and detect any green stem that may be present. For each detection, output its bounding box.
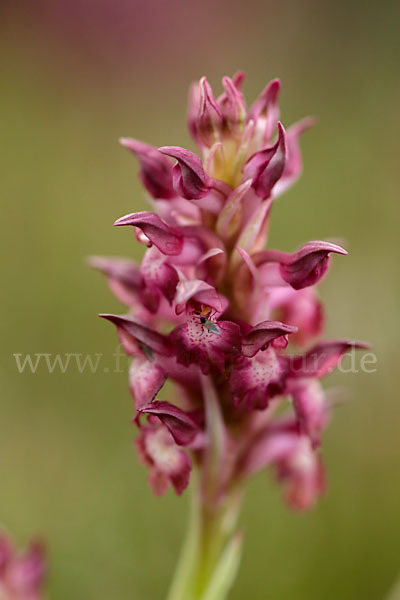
[166,471,243,600]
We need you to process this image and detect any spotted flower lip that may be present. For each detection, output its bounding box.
[95,72,369,518]
[136,416,192,496]
[171,310,242,375]
[229,347,283,410]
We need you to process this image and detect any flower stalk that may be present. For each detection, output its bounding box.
[167,472,243,600]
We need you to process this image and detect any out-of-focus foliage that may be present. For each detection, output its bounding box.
[0,1,399,598]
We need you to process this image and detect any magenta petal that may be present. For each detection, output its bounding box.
[240,428,324,510]
[216,179,253,241]
[248,78,281,142]
[141,247,179,305]
[187,81,201,144]
[154,262,178,304]
[239,426,298,478]
[254,241,347,290]
[242,320,298,357]
[159,146,210,200]
[276,433,325,511]
[288,339,371,379]
[279,241,348,290]
[0,534,46,599]
[231,71,245,90]
[8,542,46,597]
[139,401,200,446]
[274,117,315,197]
[269,287,324,347]
[99,314,172,356]
[248,78,281,124]
[88,256,143,306]
[219,76,246,130]
[114,211,183,256]
[195,247,226,286]
[129,358,167,410]
[198,76,223,147]
[244,122,286,198]
[119,138,175,199]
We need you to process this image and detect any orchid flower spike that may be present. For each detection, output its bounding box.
[92,72,369,600]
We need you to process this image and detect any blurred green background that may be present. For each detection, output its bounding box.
[1,0,399,598]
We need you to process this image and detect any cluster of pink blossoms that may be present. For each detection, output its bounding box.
[93,74,368,510]
[0,533,45,600]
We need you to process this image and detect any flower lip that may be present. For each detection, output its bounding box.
[171,315,241,375]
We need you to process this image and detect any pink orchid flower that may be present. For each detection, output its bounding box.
[0,533,45,600]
